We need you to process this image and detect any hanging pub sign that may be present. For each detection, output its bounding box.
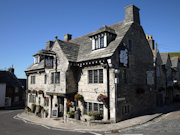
[119,46,129,67]
[146,71,154,85]
[44,56,53,68]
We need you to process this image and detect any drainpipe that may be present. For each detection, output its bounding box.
[106,64,110,120]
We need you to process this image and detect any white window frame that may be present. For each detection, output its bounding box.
[34,55,40,64]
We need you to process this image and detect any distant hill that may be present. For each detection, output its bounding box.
[169,53,180,59]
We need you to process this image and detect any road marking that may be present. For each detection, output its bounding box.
[165,113,171,117]
[89,132,102,135]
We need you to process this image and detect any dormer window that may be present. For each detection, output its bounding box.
[89,25,116,51]
[94,36,105,50]
[34,55,40,64]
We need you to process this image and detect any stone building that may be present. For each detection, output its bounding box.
[25,5,156,122]
[0,66,24,108]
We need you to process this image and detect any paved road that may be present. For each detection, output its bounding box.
[119,110,180,135]
[0,109,103,135]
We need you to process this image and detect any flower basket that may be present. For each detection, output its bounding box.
[66,100,72,108]
[26,89,31,93]
[158,87,165,92]
[74,94,84,102]
[38,90,43,94]
[31,89,37,94]
[97,94,107,103]
[136,87,145,95]
[88,111,100,120]
[67,111,74,118]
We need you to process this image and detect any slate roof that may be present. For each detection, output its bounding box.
[160,53,169,65]
[0,71,21,87]
[25,59,45,72]
[89,25,116,37]
[57,40,80,62]
[70,21,132,62]
[26,20,132,72]
[171,56,179,69]
[33,49,56,56]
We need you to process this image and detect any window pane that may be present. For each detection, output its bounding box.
[95,38,99,49]
[99,104,103,117]
[88,70,93,83]
[100,37,104,48]
[55,72,60,83]
[51,73,54,84]
[89,102,92,112]
[84,102,87,115]
[94,70,98,83]
[94,103,98,112]
[99,69,103,83]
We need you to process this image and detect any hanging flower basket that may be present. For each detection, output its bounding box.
[97,94,107,103]
[26,89,31,93]
[74,94,84,102]
[32,89,37,94]
[38,90,43,94]
[66,100,72,107]
[158,87,165,92]
[136,87,145,95]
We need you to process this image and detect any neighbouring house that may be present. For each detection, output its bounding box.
[0,66,24,108]
[25,5,157,122]
[170,56,180,97]
[146,34,166,106]
[160,53,173,104]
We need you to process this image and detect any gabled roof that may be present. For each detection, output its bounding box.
[0,71,21,87]
[89,25,116,37]
[160,53,171,65]
[152,49,162,64]
[171,56,179,68]
[70,21,132,62]
[57,40,80,62]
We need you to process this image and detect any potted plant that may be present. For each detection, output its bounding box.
[36,105,41,113]
[38,90,43,94]
[31,104,36,113]
[31,89,37,94]
[67,111,75,118]
[25,106,31,112]
[158,86,165,92]
[88,111,100,120]
[97,94,107,103]
[74,94,84,102]
[45,97,49,101]
[26,89,31,93]
[136,87,145,95]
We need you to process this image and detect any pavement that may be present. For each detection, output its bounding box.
[17,102,180,133]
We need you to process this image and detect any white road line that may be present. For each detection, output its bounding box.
[165,113,171,117]
[89,132,102,135]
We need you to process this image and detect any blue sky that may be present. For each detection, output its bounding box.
[0,0,180,79]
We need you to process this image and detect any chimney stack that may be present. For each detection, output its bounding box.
[64,34,72,41]
[46,41,54,50]
[8,64,14,74]
[124,5,140,25]
[146,34,155,50]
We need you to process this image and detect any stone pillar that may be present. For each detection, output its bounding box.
[64,98,67,122]
[48,96,52,118]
